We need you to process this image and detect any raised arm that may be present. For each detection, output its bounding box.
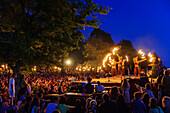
[138,59,146,63]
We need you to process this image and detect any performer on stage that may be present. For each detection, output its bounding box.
[157,58,163,76]
[149,57,157,78]
[108,59,117,79]
[117,54,125,79]
[133,56,146,77]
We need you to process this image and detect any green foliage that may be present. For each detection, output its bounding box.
[0,0,109,72]
[83,28,114,67]
[117,39,138,63]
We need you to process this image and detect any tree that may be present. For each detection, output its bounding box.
[83,29,114,67]
[90,28,114,45]
[0,0,109,73]
[117,39,138,70]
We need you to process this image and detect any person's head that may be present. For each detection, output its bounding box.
[116,95,125,105]
[109,86,119,100]
[12,73,17,78]
[37,93,43,99]
[89,99,97,108]
[87,77,92,83]
[97,81,100,86]
[158,58,161,62]
[134,91,143,101]
[102,93,110,102]
[145,83,151,90]
[75,99,82,108]
[52,109,61,113]
[162,96,170,108]
[122,79,128,88]
[165,71,169,76]
[59,96,67,104]
[142,93,149,105]
[32,97,40,107]
[52,97,58,103]
[149,98,158,108]
[119,57,123,61]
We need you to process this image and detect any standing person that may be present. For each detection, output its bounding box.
[109,59,117,79]
[133,56,146,77]
[46,97,58,113]
[149,57,157,78]
[121,79,130,104]
[142,93,150,113]
[117,55,123,78]
[116,95,131,113]
[131,91,146,113]
[56,96,74,113]
[162,96,170,113]
[157,58,163,76]
[95,81,104,92]
[31,97,40,113]
[161,71,170,97]
[135,83,155,99]
[99,93,117,113]
[9,73,17,100]
[149,98,164,113]
[109,86,119,102]
[84,77,94,94]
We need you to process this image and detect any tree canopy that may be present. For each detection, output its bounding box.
[0,0,109,72]
[83,28,114,67]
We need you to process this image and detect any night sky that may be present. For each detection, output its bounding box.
[86,0,170,67]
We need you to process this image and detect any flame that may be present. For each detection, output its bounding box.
[138,49,145,59]
[125,56,128,62]
[148,53,153,62]
[103,53,112,67]
[112,47,118,55]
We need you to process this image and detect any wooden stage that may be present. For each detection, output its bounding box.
[72,75,157,87]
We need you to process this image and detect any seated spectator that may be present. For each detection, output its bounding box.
[135,83,155,98]
[109,86,119,102]
[116,95,131,113]
[95,81,104,92]
[84,77,94,94]
[162,96,170,113]
[46,97,58,113]
[149,97,164,113]
[131,91,146,113]
[99,93,117,113]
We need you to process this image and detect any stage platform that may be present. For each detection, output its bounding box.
[72,75,157,87]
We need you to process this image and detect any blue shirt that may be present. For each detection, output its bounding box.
[131,100,146,113]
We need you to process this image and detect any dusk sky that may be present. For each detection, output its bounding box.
[85,0,170,67]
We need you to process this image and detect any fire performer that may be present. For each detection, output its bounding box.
[108,59,117,79]
[148,56,157,78]
[133,56,146,77]
[117,54,125,79]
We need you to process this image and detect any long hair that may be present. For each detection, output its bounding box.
[122,79,128,89]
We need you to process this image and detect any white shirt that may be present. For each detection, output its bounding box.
[46,103,57,113]
[95,85,104,92]
[9,78,15,92]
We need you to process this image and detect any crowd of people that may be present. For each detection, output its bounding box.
[0,70,170,113]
